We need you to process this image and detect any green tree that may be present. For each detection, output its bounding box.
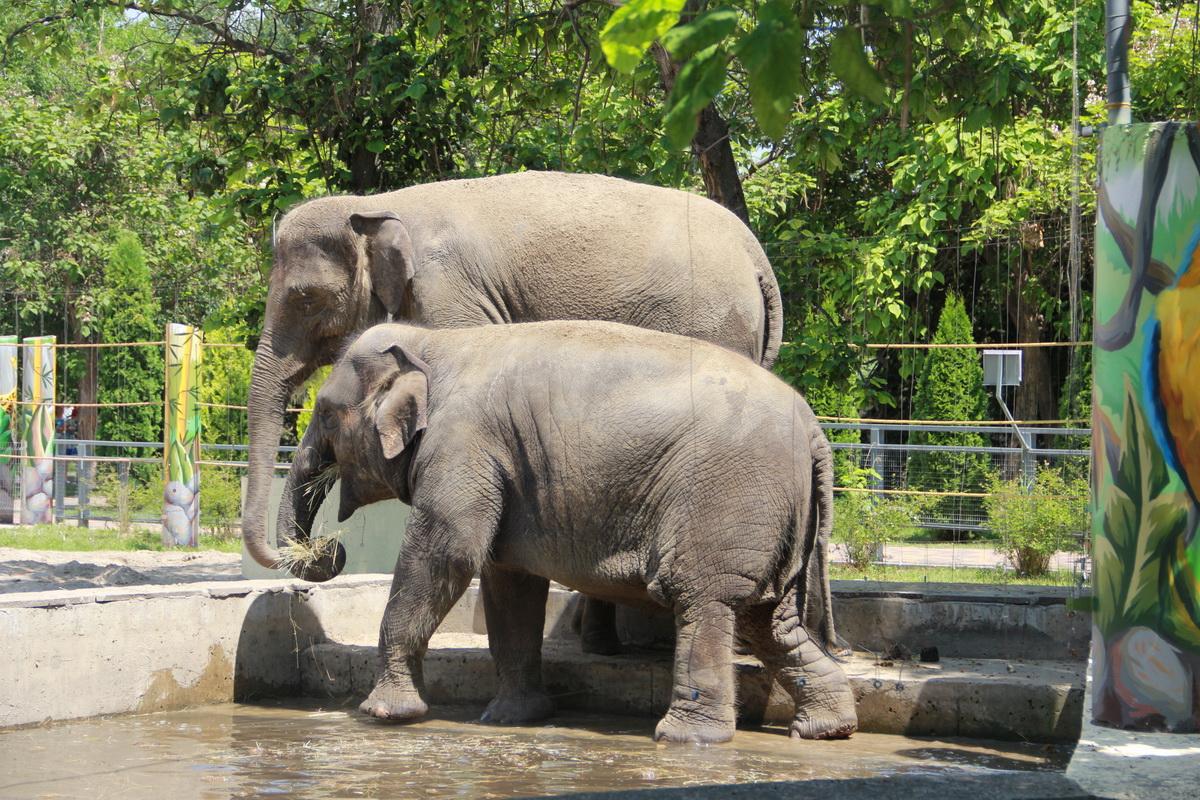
[906,292,991,528]
[95,232,164,448]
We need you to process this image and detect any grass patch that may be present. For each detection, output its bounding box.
[830,563,1084,587]
[0,524,242,553]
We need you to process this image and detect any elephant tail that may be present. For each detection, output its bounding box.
[803,427,839,651]
[757,260,784,370]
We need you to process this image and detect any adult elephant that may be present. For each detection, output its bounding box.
[243,170,785,652]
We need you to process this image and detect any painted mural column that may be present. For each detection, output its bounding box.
[20,336,55,525]
[1092,121,1200,730]
[163,324,202,547]
[0,336,17,524]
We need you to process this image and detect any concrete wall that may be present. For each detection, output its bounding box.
[0,578,1089,733]
[240,476,409,579]
[0,577,392,728]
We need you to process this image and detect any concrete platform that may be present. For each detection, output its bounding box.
[300,634,1083,743]
[0,574,1087,743]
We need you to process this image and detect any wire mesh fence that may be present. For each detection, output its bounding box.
[822,421,1092,586]
[0,334,1096,588]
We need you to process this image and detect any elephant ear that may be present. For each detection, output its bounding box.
[375,344,430,460]
[350,210,414,318]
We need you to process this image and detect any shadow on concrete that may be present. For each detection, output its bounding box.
[546,772,1102,800]
[234,589,328,702]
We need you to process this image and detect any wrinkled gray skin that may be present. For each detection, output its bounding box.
[288,320,856,744]
[245,171,792,654]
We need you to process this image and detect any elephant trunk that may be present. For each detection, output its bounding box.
[242,332,312,572]
[276,426,345,582]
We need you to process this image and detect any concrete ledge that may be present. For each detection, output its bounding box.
[0,576,1088,734]
[300,635,1085,743]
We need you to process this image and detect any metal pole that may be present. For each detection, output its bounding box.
[1105,0,1132,124]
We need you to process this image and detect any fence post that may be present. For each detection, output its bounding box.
[163,324,202,547]
[1021,428,1036,487]
[20,336,55,525]
[0,336,17,524]
[77,441,91,528]
[868,426,884,491]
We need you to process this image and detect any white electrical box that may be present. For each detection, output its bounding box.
[982,349,1023,387]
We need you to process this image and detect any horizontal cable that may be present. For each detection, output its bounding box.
[3,340,167,349]
[835,486,1089,500]
[817,415,1087,426]
[1,453,159,464]
[15,400,162,408]
[199,402,313,413]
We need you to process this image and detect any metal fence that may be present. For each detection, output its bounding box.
[820,421,1092,581]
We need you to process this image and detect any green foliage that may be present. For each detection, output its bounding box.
[907,293,991,515]
[0,523,241,553]
[95,233,163,447]
[833,467,929,570]
[201,468,244,542]
[985,466,1089,577]
[601,0,687,74]
[829,27,888,107]
[830,563,1079,587]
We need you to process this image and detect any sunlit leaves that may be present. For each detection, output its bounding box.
[734,1,804,139]
[829,27,888,107]
[662,44,729,148]
[661,7,737,62]
[599,0,686,74]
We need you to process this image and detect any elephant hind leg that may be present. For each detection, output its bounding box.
[739,588,858,740]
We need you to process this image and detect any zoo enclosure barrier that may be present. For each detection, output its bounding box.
[820,420,1091,578]
[0,332,1094,580]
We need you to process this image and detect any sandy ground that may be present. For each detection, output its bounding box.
[0,547,244,594]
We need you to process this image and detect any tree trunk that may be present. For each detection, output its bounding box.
[649,8,750,228]
[78,345,98,443]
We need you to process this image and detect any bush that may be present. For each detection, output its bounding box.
[984,467,1090,576]
[200,467,243,542]
[833,468,929,570]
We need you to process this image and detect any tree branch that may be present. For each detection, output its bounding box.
[2,14,70,66]
[117,2,296,64]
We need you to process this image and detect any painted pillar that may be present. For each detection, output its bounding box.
[20,336,54,525]
[0,336,17,524]
[1092,121,1200,730]
[163,324,202,547]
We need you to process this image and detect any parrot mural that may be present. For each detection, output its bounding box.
[1093,122,1200,732]
[1142,227,1200,658]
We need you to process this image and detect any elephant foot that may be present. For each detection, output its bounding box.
[480,689,555,725]
[359,684,428,722]
[790,712,857,740]
[653,709,735,744]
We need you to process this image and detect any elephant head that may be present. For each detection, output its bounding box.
[276,335,431,581]
[244,198,418,575]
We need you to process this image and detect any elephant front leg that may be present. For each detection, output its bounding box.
[480,566,554,724]
[361,510,487,721]
[655,600,737,744]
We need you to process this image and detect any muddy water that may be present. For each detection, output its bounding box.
[0,702,1070,799]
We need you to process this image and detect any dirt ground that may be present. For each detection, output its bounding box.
[0,547,244,594]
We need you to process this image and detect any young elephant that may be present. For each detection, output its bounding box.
[287,321,857,743]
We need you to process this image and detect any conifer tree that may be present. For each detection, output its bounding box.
[907,293,992,531]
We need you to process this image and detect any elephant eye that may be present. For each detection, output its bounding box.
[290,286,325,313]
